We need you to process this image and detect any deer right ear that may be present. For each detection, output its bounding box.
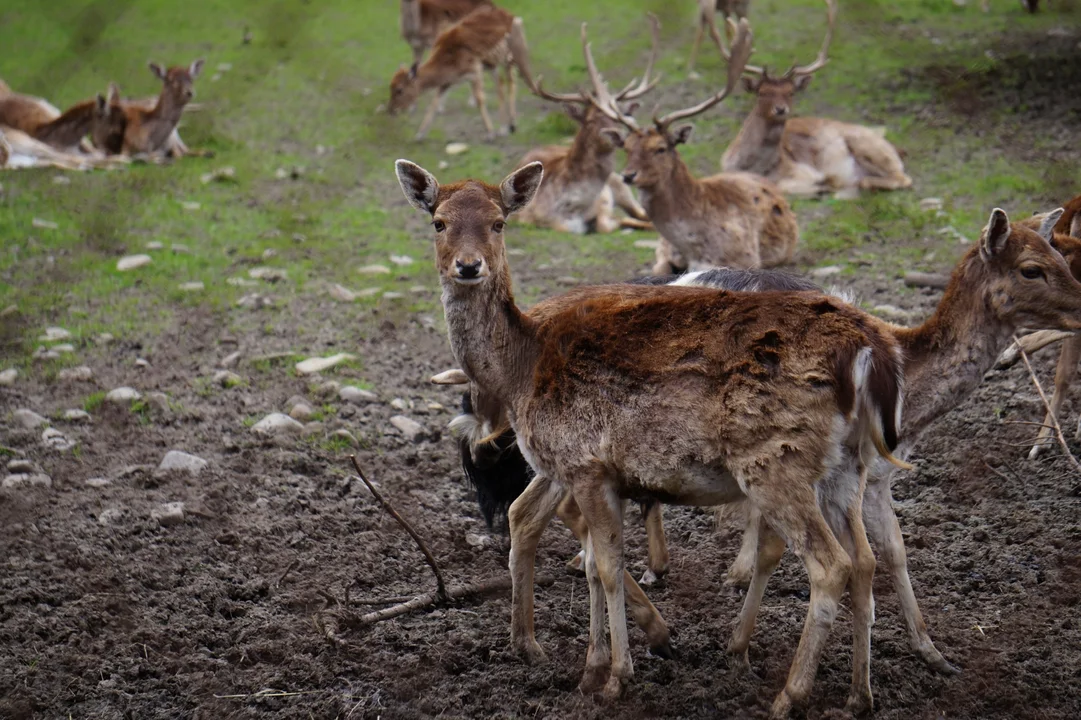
[499,161,544,215]
[742,76,761,94]
[108,83,121,104]
[598,128,624,147]
[148,62,167,81]
[982,208,1010,259]
[408,62,419,80]
[670,124,694,146]
[395,159,439,214]
[563,103,587,125]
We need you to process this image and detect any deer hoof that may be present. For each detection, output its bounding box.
[638,568,666,587]
[768,690,794,720]
[513,637,547,664]
[845,688,874,716]
[578,666,607,695]
[601,675,627,701]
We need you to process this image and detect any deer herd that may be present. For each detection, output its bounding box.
[389,0,1081,717]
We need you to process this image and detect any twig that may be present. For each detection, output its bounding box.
[982,460,1012,484]
[214,688,324,700]
[351,595,416,606]
[274,556,300,589]
[355,575,556,627]
[349,455,448,602]
[903,271,949,289]
[1015,335,1081,474]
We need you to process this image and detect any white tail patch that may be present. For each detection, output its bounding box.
[670,270,709,287]
[851,345,908,469]
[827,285,857,305]
[448,412,488,447]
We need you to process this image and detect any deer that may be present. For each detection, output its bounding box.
[0,127,128,171]
[397,146,915,716]
[719,0,912,199]
[400,0,492,66]
[388,5,531,141]
[513,17,661,234]
[687,0,752,77]
[0,82,124,155]
[589,20,799,274]
[109,60,207,158]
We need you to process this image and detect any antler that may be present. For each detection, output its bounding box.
[715,11,764,76]
[654,18,753,130]
[789,0,836,77]
[614,13,662,101]
[582,22,641,131]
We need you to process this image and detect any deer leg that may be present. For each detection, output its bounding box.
[557,493,588,575]
[725,501,759,588]
[863,477,959,675]
[858,174,913,191]
[640,501,670,586]
[1030,334,1081,458]
[470,67,495,140]
[415,87,448,140]
[726,514,786,670]
[606,172,650,222]
[505,63,517,134]
[508,473,565,663]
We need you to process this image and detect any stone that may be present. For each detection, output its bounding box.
[0,368,16,386]
[98,508,124,525]
[220,351,243,368]
[289,402,316,421]
[810,265,843,278]
[409,285,429,294]
[390,398,411,411]
[390,415,429,443]
[251,413,304,436]
[383,291,404,300]
[330,284,358,302]
[179,282,205,292]
[57,366,93,383]
[33,348,60,361]
[444,142,469,155]
[7,459,35,473]
[52,343,75,354]
[2,473,52,489]
[295,353,355,375]
[213,370,243,388]
[466,533,491,548]
[200,166,236,184]
[158,450,208,476]
[13,409,49,429]
[634,239,661,249]
[32,218,59,230]
[330,429,359,448]
[357,264,391,275]
[340,386,378,404]
[152,502,186,527]
[262,248,277,259]
[62,409,91,422]
[106,387,141,403]
[85,477,112,488]
[96,333,114,344]
[357,287,381,297]
[117,254,152,271]
[42,427,76,452]
[145,241,165,250]
[146,392,171,415]
[919,197,944,212]
[40,327,71,342]
[390,254,414,266]
[249,267,288,282]
[315,380,341,397]
[135,358,150,368]
[427,402,446,412]
[236,294,273,309]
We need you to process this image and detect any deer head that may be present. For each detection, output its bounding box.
[388,63,421,114]
[592,19,753,188]
[149,59,204,105]
[90,83,128,155]
[395,159,544,289]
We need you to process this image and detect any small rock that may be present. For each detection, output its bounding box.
[181,201,201,211]
[289,402,316,421]
[919,197,944,212]
[390,398,411,411]
[85,477,112,488]
[634,239,661,250]
[249,267,288,282]
[62,409,91,422]
[179,282,205,292]
[390,254,414,266]
[295,353,355,375]
[2,473,52,489]
[200,166,236,184]
[171,244,191,254]
[152,502,186,527]
[13,409,49,429]
[105,387,141,403]
[330,284,358,302]
[236,293,273,309]
[32,218,59,230]
[40,326,72,342]
[117,254,152,271]
[52,343,75,354]
[145,241,165,251]
[220,351,243,368]
[427,402,446,412]
[340,386,378,404]
[7,459,35,473]
[315,380,341,397]
[158,450,209,476]
[145,392,171,415]
[135,358,150,368]
[213,370,243,388]
[383,291,404,300]
[810,265,843,278]
[331,429,359,448]
[438,160,449,170]
[358,264,391,275]
[251,413,305,436]
[52,175,71,185]
[98,508,124,525]
[262,249,277,260]
[302,421,324,437]
[445,142,469,156]
[390,415,430,443]
[57,365,94,382]
[0,368,18,385]
[227,277,258,287]
[42,428,76,452]
[466,533,491,548]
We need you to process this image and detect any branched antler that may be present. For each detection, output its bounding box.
[716,0,835,80]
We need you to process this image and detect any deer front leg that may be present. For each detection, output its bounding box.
[1030,333,1081,458]
[415,87,449,140]
[640,501,669,586]
[470,66,495,140]
[606,172,650,222]
[504,64,516,134]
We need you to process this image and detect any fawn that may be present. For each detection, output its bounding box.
[110,60,206,158]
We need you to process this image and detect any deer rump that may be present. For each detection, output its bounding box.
[453,267,824,529]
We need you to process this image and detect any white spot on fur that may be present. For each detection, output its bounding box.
[669,270,708,286]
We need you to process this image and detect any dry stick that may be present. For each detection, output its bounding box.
[356,575,556,627]
[1015,335,1081,474]
[349,454,448,602]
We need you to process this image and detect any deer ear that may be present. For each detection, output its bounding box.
[95,94,107,113]
[500,161,544,215]
[670,124,694,146]
[741,76,760,94]
[395,159,439,214]
[599,128,624,148]
[108,83,121,104]
[189,58,205,78]
[563,103,587,125]
[1037,208,1065,243]
[148,62,167,81]
[982,208,1010,258]
[793,74,813,92]
[408,62,419,79]
[1070,214,1081,240]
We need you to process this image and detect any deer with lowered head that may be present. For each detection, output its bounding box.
[400,0,492,65]
[110,59,207,158]
[0,81,125,156]
[397,155,913,717]
[0,126,127,171]
[720,0,912,198]
[388,4,532,140]
[513,16,662,234]
[594,20,799,274]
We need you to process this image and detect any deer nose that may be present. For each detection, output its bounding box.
[773,106,788,117]
[622,170,637,185]
[455,259,483,279]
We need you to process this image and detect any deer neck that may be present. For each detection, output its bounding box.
[441,262,540,407]
[725,111,785,176]
[636,156,700,224]
[564,126,613,183]
[33,100,97,148]
[892,256,1013,438]
[416,57,461,92]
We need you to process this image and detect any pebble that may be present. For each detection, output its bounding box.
[200,166,236,184]
[249,267,288,282]
[330,284,358,302]
[315,380,341,397]
[152,502,186,527]
[220,351,243,368]
[236,293,273,309]
[390,254,414,266]
[178,282,205,292]
[810,265,843,278]
[52,343,75,353]
[390,398,411,411]
[117,254,152,271]
[383,291,404,300]
[42,427,76,452]
[96,333,114,344]
[13,409,49,429]
[340,386,378,404]
[358,264,391,275]
[158,450,209,476]
[295,353,355,375]
[330,429,359,448]
[465,533,491,548]
[289,402,316,421]
[302,421,324,437]
[227,277,258,287]
[0,368,16,385]
[57,365,94,382]
[213,370,243,387]
[62,409,91,422]
[98,508,124,525]
[919,197,944,212]
[7,460,35,473]
[445,142,469,156]
[2,473,53,489]
[390,415,429,443]
[262,248,277,259]
[135,358,150,368]
[105,387,141,403]
[145,392,171,415]
[32,218,59,230]
[251,413,305,436]
[357,288,381,297]
[145,241,165,251]
[40,327,71,342]
[85,477,112,488]
[427,402,446,412]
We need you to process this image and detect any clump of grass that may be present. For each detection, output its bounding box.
[83,391,107,413]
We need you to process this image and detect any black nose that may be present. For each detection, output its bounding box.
[622,171,637,185]
[456,259,482,279]
[774,106,787,116]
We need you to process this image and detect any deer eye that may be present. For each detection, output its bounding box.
[654,146,666,155]
[492,221,505,233]
[1020,265,1044,280]
[433,220,446,232]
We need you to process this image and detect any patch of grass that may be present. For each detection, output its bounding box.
[129,399,153,425]
[83,391,107,413]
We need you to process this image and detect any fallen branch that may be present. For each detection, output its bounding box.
[355,574,555,627]
[903,271,949,289]
[1015,335,1081,474]
[994,329,1074,370]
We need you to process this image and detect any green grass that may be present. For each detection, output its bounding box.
[1,0,1076,366]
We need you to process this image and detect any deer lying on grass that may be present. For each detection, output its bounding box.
[0,81,126,156]
[388,5,531,140]
[514,17,661,234]
[723,207,1081,677]
[109,60,208,158]
[0,127,126,171]
[687,0,752,76]
[596,21,799,274]
[398,157,912,717]
[400,0,492,65]
[720,0,912,198]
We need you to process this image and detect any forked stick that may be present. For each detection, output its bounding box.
[1014,336,1081,473]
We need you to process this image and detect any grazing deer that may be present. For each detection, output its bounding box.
[594,21,799,274]
[720,0,912,198]
[388,5,532,140]
[724,207,1081,677]
[514,17,661,234]
[0,83,123,154]
[112,60,206,157]
[397,157,912,717]
[687,0,752,76]
[0,127,127,171]
[400,0,492,65]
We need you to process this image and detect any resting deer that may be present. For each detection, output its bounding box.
[514,17,661,234]
[400,0,492,65]
[0,82,125,155]
[111,60,207,158]
[388,5,531,140]
[397,155,915,717]
[0,127,127,171]
[687,0,752,76]
[720,0,912,198]
[593,21,798,274]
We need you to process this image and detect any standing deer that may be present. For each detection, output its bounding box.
[397,156,912,717]
[720,0,912,198]
[687,0,752,76]
[593,20,798,273]
[400,0,492,65]
[514,17,661,234]
[0,82,123,154]
[112,60,206,157]
[388,5,532,140]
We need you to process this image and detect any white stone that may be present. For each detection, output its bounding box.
[390,254,414,266]
[52,343,75,353]
[249,267,287,282]
[105,387,141,403]
[135,358,150,368]
[62,409,91,422]
[410,286,428,294]
[330,284,358,302]
[357,287,381,297]
[145,241,165,251]
[40,327,71,342]
[873,304,912,320]
[466,533,490,548]
[236,294,272,309]
[0,368,17,386]
[152,502,186,527]
[12,409,49,429]
[330,429,359,447]
[340,386,378,404]
[7,459,35,473]
[57,365,93,382]
[178,282,205,292]
[2,473,52,489]
[213,370,243,387]
[295,353,355,375]
[390,415,428,443]
[158,450,209,476]
[98,508,124,525]
[251,413,304,435]
[86,477,112,488]
[358,264,391,275]
[289,402,315,421]
[427,402,446,412]
[117,254,152,271]
[383,291,404,300]
[919,197,944,212]
[33,347,60,361]
[390,398,411,411]
[42,427,76,451]
[810,265,843,278]
[52,175,71,185]
[171,244,191,254]
[32,217,59,230]
[633,239,662,250]
[445,142,469,156]
[315,380,341,397]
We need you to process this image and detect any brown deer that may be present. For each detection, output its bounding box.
[0,83,123,154]
[593,20,799,274]
[112,60,206,157]
[687,0,752,76]
[0,127,127,171]
[397,156,912,717]
[719,0,912,198]
[388,5,531,140]
[514,17,660,234]
[400,0,492,65]
[724,207,1081,678]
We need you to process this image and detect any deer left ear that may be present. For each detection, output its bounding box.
[599,128,624,148]
[670,124,694,147]
[148,62,167,81]
[1037,208,1065,243]
[793,74,813,92]
[741,76,761,94]
[189,58,205,78]
[982,208,1011,259]
[395,159,440,214]
[500,162,544,215]
[95,94,107,112]
[408,62,419,80]
[1070,214,1081,240]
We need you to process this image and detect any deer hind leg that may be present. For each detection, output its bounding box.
[640,501,670,586]
[863,477,959,675]
[726,514,787,670]
[508,473,566,663]
[725,501,759,588]
[471,66,495,140]
[1030,334,1081,458]
[415,86,448,140]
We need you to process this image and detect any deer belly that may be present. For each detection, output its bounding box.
[624,463,743,506]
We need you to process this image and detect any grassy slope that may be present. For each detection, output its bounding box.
[0,0,1076,370]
